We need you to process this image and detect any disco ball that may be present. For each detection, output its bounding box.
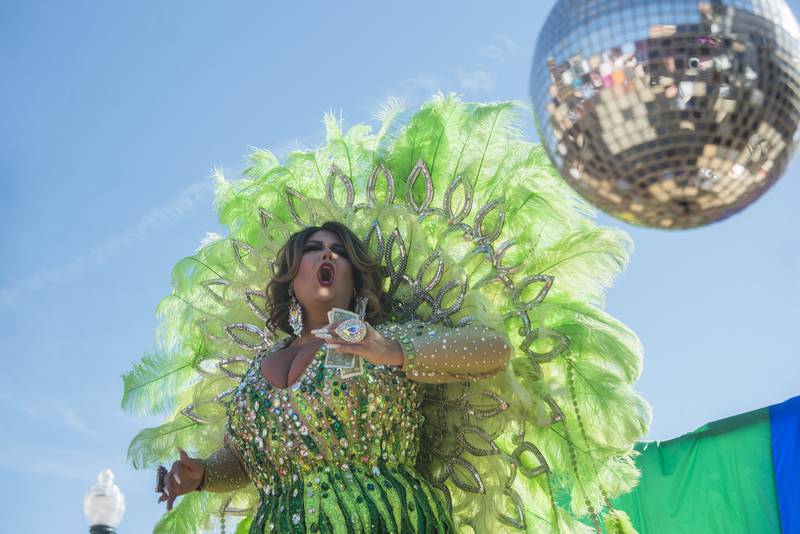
[530,0,800,228]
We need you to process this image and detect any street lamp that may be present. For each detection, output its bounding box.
[83,469,125,533]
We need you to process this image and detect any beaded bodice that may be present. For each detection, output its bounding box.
[220,321,510,532]
[227,336,424,494]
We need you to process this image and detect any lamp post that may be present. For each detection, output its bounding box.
[83,469,125,533]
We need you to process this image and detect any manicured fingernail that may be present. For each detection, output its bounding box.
[174,473,181,485]
[164,487,170,496]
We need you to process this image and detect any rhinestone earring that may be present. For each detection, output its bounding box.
[288,286,303,337]
[354,291,368,320]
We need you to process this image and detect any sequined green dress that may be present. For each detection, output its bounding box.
[224,321,510,533]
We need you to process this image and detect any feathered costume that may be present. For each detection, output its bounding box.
[122,95,650,533]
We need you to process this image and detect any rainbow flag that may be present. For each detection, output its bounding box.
[614,395,799,533]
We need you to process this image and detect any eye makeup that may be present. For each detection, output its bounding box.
[303,240,348,257]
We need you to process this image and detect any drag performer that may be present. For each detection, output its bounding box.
[123,96,649,533]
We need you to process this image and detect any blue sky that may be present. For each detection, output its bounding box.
[1,1,798,532]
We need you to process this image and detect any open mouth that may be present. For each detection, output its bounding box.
[317,263,335,287]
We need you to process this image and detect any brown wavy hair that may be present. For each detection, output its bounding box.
[267,221,387,335]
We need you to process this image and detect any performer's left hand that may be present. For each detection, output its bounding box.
[312,320,404,367]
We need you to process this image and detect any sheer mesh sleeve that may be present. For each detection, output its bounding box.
[201,437,250,492]
[379,321,512,383]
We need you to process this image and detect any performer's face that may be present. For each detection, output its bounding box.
[292,230,354,313]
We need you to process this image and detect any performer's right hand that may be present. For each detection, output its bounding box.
[158,449,205,511]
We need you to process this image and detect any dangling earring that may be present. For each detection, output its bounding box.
[288,286,303,337]
[354,289,368,320]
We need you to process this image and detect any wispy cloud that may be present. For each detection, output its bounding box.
[0,446,102,480]
[358,34,523,126]
[456,67,497,93]
[270,127,328,159]
[0,180,213,313]
[457,34,519,94]
[0,392,40,417]
[381,33,517,102]
[478,33,519,63]
[60,407,96,436]
[0,393,97,437]
[401,74,441,94]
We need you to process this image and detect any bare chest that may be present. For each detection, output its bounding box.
[260,341,323,389]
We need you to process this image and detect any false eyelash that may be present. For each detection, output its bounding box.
[303,244,349,257]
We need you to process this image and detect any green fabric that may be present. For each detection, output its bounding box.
[613,408,780,534]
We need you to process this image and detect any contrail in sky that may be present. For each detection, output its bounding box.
[0,179,213,312]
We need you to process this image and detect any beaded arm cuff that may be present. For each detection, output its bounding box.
[380,321,512,383]
[199,441,250,493]
[393,324,419,371]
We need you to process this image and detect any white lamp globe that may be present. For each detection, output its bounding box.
[83,469,125,531]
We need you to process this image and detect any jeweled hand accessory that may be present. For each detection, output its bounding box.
[323,308,359,369]
[334,318,367,343]
[310,327,333,340]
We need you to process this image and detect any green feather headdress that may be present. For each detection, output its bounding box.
[123,94,650,533]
